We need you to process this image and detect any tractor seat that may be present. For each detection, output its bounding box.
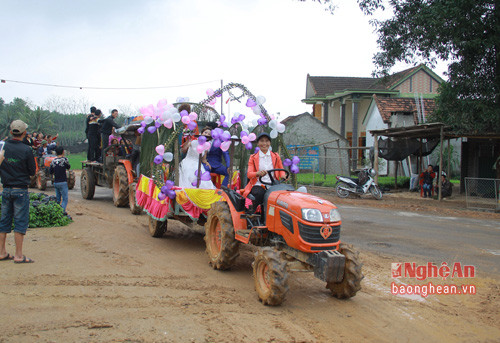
[221,186,246,212]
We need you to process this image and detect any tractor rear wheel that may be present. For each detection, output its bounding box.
[81,167,96,200]
[253,247,290,306]
[67,170,76,190]
[326,243,363,299]
[113,165,129,207]
[335,181,350,198]
[148,217,167,237]
[129,182,142,215]
[37,170,47,190]
[204,201,239,270]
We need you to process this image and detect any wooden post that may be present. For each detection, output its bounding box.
[196,154,202,188]
[447,138,451,177]
[438,126,444,201]
[229,140,235,184]
[174,137,180,186]
[323,145,327,180]
[373,134,379,184]
[337,140,344,175]
[394,161,399,190]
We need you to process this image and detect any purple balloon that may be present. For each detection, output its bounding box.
[155,120,161,128]
[257,118,267,126]
[154,155,163,164]
[187,121,197,131]
[215,91,222,98]
[292,156,300,165]
[167,189,176,199]
[147,126,157,134]
[137,127,145,134]
[180,110,188,117]
[231,117,238,124]
[160,185,169,194]
[141,121,147,127]
[165,180,174,189]
[198,135,207,144]
[201,171,212,181]
[191,181,198,188]
[211,129,220,139]
[158,192,167,201]
[245,142,253,150]
[246,98,257,107]
[290,164,300,174]
[240,131,248,138]
[221,132,231,142]
[213,138,221,148]
[283,158,292,167]
[238,114,245,121]
[254,147,260,153]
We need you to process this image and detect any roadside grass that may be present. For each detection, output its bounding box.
[67,152,86,170]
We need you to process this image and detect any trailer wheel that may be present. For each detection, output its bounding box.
[204,201,239,270]
[37,170,47,190]
[148,217,167,237]
[67,170,76,190]
[129,182,142,215]
[81,167,96,200]
[113,165,129,207]
[326,243,363,299]
[253,247,289,306]
[335,181,350,198]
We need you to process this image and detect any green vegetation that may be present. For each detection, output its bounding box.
[67,152,86,170]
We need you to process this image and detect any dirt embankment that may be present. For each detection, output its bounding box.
[0,184,498,342]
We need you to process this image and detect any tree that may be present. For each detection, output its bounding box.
[301,0,500,133]
[23,107,55,134]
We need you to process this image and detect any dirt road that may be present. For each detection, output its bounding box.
[0,182,499,342]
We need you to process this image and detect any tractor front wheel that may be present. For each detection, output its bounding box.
[204,201,239,270]
[37,170,47,190]
[67,170,76,190]
[113,165,129,207]
[129,182,142,215]
[148,217,167,237]
[81,167,96,200]
[326,243,363,299]
[253,247,290,306]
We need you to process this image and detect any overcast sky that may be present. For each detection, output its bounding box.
[0,0,448,120]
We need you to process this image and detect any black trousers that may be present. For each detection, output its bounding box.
[101,133,111,158]
[88,134,101,161]
[250,185,266,209]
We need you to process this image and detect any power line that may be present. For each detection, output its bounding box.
[0,78,220,90]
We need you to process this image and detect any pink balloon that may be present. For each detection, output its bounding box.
[196,144,205,154]
[240,131,248,138]
[189,112,198,121]
[210,99,217,105]
[241,136,249,144]
[155,145,165,155]
[221,141,231,152]
[203,142,211,150]
[164,119,173,129]
[157,99,168,108]
[181,116,190,124]
[206,88,214,96]
[248,133,256,141]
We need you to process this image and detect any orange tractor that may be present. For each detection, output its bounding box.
[32,155,76,191]
[204,169,363,305]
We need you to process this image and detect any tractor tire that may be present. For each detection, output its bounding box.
[113,165,129,207]
[369,185,383,200]
[204,201,240,270]
[148,217,167,237]
[81,167,96,200]
[253,247,290,306]
[29,175,37,188]
[129,182,143,215]
[335,181,350,198]
[37,170,47,190]
[326,243,363,299]
[67,170,76,190]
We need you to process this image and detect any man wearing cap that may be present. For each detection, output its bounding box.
[0,120,36,263]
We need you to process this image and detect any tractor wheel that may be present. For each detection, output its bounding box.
[67,170,76,190]
[335,181,350,198]
[113,165,129,207]
[253,247,290,306]
[29,175,37,188]
[148,217,167,237]
[81,167,96,200]
[129,182,143,215]
[37,170,47,190]
[326,243,363,299]
[204,201,239,270]
[369,185,383,200]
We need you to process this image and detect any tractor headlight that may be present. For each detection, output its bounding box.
[329,209,341,222]
[301,208,323,223]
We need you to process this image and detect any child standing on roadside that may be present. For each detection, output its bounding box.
[50,146,71,212]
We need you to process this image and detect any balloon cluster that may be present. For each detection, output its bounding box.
[231,113,246,125]
[206,88,221,107]
[190,169,212,188]
[269,119,286,139]
[211,128,232,152]
[137,99,194,134]
[284,156,301,174]
[153,144,174,165]
[158,180,176,200]
[240,131,257,150]
[180,110,198,131]
[196,136,211,154]
[218,114,229,128]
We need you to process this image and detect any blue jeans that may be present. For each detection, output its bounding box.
[422,183,432,197]
[54,182,69,211]
[0,188,30,234]
[204,164,229,187]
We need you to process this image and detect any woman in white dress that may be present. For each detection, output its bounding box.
[179,128,215,189]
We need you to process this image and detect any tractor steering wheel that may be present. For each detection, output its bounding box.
[258,169,290,186]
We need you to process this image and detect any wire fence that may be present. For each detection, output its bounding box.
[465,177,500,211]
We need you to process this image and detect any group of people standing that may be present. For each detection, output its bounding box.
[85,106,121,162]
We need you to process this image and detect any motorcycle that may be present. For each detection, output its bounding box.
[335,168,383,200]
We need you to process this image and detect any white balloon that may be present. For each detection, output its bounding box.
[252,119,258,127]
[188,174,196,183]
[276,123,286,133]
[256,96,266,105]
[144,116,154,124]
[270,129,278,139]
[159,112,169,122]
[172,113,181,122]
[252,106,261,115]
[163,152,173,162]
[269,120,277,129]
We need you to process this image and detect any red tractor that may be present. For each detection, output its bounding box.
[204,169,363,305]
[33,155,76,191]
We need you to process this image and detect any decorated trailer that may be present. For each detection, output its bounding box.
[135,83,363,306]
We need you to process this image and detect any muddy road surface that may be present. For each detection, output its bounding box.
[0,180,499,342]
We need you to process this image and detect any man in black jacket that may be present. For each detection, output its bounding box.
[0,120,36,263]
[99,109,121,159]
[87,109,102,162]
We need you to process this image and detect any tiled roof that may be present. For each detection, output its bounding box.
[308,76,380,97]
[373,95,437,123]
[370,65,421,90]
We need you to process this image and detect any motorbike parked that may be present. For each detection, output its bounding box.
[335,168,383,200]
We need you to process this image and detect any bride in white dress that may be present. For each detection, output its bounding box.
[179,136,215,189]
